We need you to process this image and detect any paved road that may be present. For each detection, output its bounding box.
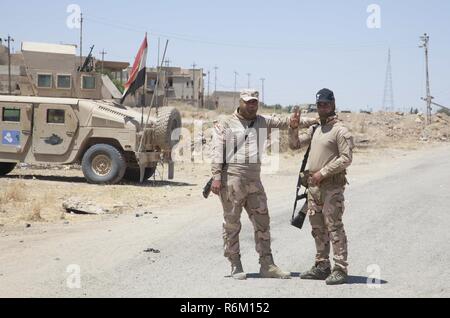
[1,145,449,298]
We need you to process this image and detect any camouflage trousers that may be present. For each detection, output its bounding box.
[219,174,272,262]
[308,183,348,271]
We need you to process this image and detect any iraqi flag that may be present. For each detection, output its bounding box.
[121,34,148,104]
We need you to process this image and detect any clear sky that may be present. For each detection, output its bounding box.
[1,0,449,111]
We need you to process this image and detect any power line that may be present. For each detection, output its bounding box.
[84,14,412,51]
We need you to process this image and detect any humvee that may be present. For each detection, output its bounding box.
[0,95,181,184]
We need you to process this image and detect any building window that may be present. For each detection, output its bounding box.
[186,82,189,88]
[37,74,52,88]
[2,108,20,122]
[47,109,65,124]
[57,75,71,89]
[82,75,96,89]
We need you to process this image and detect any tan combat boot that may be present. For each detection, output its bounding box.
[259,255,291,279]
[230,258,247,280]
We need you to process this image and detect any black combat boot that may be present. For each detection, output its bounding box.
[325,266,348,285]
[300,263,332,280]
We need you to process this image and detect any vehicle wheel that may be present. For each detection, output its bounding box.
[154,107,182,150]
[123,167,156,182]
[0,162,16,176]
[81,144,126,185]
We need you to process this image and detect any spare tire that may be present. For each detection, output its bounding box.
[154,107,182,150]
[0,162,16,176]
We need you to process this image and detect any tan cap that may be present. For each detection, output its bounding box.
[240,89,259,102]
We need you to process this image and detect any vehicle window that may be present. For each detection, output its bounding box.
[82,76,96,89]
[2,108,20,122]
[57,75,71,89]
[47,109,65,124]
[37,74,52,88]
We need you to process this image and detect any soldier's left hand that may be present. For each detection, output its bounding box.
[290,108,301,129]
[310,171,324,186]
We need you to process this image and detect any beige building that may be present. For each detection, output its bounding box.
[0,41,126,100]
[146,66,205,106]
[0,41,205,108]
[205,91,240,113]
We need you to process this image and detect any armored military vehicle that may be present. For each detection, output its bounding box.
[0,95,181,184]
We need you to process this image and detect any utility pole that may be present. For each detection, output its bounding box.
[100,49,107,74]
[247,73,251,89]
[157,38,161,67]
[214,66,218,93]
[207,70,210,98]
[79,12,83,70]
[192,62,197,106]
[382,48,394,112]
[164,59,171,67]
[260,78,265,106]
[4,35,14,94]
[419,33,432,125]
[234,71,239,107]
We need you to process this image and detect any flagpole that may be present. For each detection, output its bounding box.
[137,39,169,154]
[141,32,148,127]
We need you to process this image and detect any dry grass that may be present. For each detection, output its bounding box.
[27,201,44,222]
[0,181,27,204]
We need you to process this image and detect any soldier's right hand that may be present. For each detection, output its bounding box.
[211,180,222,195]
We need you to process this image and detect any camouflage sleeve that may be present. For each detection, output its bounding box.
[265,115,318,130]
[299,116,319,128]
[320,126,354,178]
[264,115,291,130]
[211,121,226,181]
[289,125,314,150]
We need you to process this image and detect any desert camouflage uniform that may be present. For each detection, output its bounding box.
[212,109,317,264]
[289,115,354,272]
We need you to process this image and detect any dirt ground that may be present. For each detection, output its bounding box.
[0,108,448,230]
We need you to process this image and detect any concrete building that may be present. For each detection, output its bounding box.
[149,66,205,106]
[0,41,205,108]
[206,91,240,113]
[0,41,126,100]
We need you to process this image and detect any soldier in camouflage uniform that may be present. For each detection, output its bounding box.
[211,89,317,280]
[289,88,354,285]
